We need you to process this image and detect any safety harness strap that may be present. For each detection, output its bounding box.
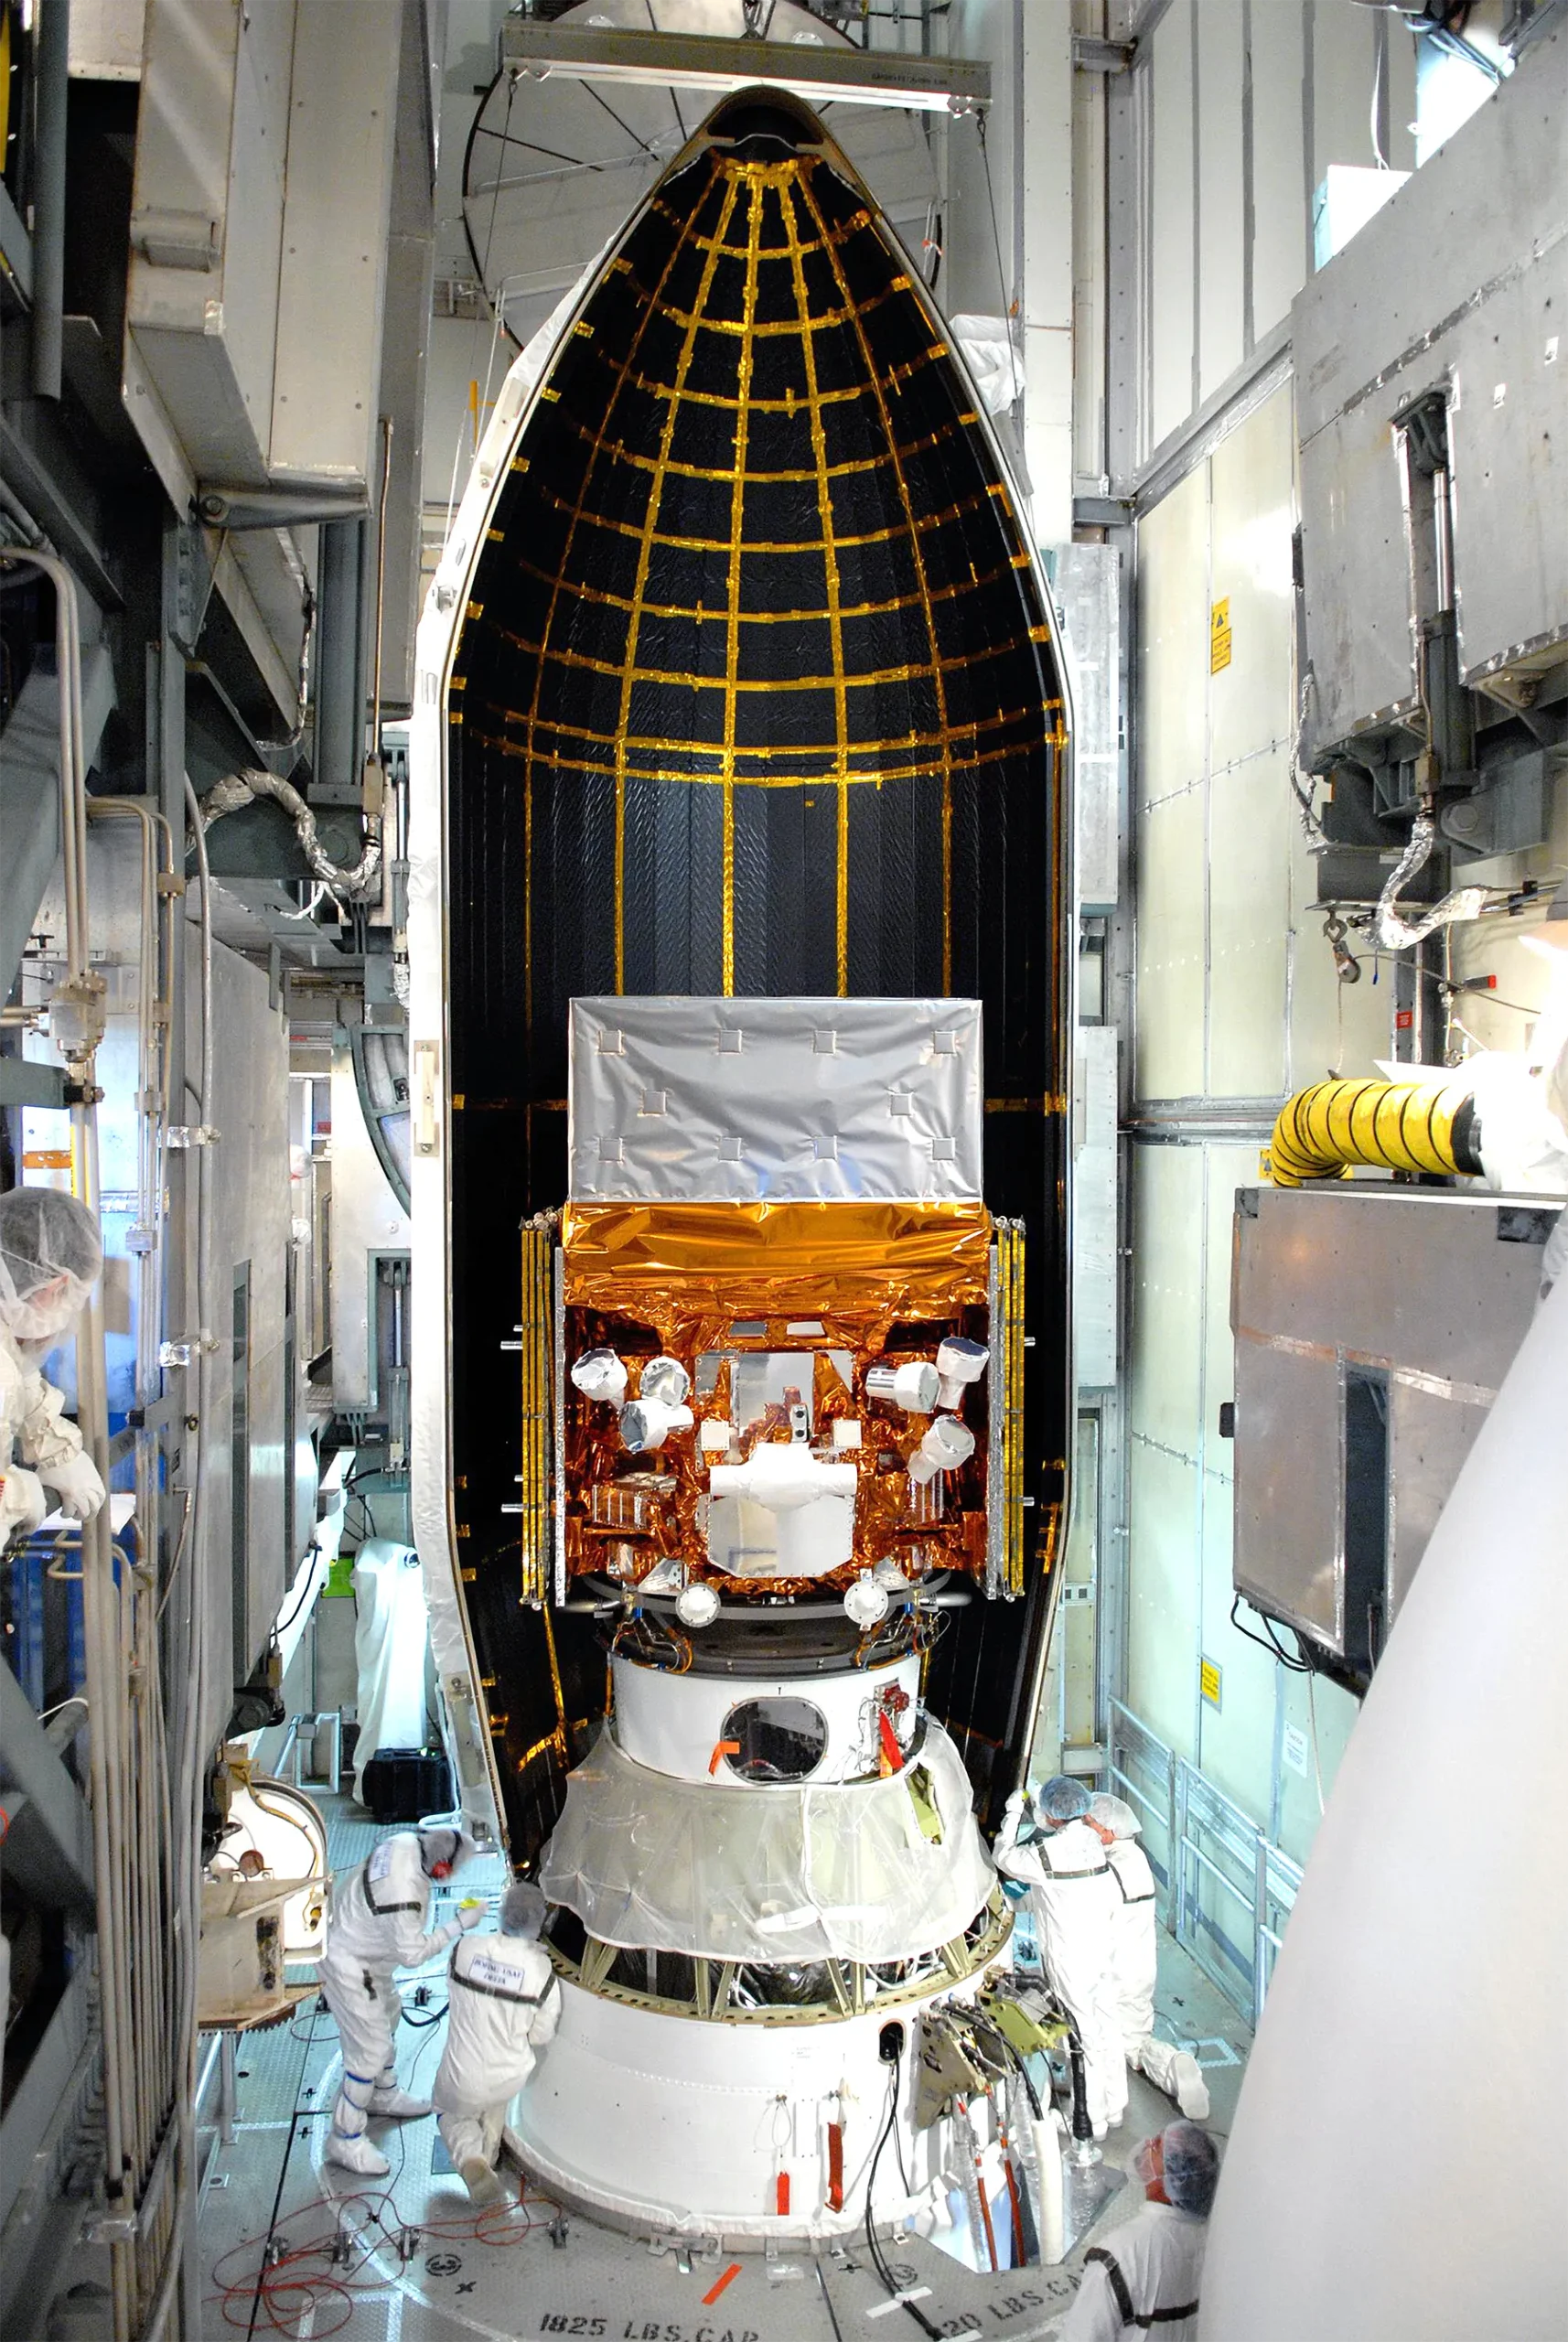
[356,1864,423,1918]
[449,1965,546,2008]
[1083,2249,1198,2328]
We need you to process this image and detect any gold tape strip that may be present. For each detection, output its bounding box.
[531,476,997,556]
[510,147,722,1007]
[489,693,1047,767]
[468,717,1049,790]
[553,403,969,488]
[719,171,765,994]
[778,176,853,997]
[500,543,1018,630]
[610,173,743,993]
[489,618,1036,696]
[795,170,959,990]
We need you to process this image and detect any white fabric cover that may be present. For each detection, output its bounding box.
[539,1719,993,1964]
[948,315,1025,417]
[1,1321,87,1537]
[568,996,983,1203]
[352,1541,432,1800]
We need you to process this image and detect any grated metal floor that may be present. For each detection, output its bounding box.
[198,1799,1250,2342]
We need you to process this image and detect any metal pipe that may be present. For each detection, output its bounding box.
[30,0,70,401]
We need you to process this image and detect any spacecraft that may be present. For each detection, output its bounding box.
[408,91,1073,2236]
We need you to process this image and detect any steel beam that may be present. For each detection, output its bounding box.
[0,1654,94,1918]
[498,20,991,113]
[0,1971,93,2281]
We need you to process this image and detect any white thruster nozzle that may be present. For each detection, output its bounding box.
[619,1397,695,1453]
[908,1415,977,1488]
[571,1347,628,1405]
[865,1358,940,1414]
[936,1335,990,1410]
[639,1354,691,1407]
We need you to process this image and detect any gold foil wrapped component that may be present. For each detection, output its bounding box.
[558,1196,994,1593]
[563,1198,991,1350]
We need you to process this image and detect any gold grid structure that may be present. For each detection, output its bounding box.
[458,140,1057,1000]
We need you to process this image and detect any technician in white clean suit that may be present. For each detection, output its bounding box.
[1058,2120,1218,2341]
[1088,1792,1208,2121]
[994,1776,1126,2135]
[319,1826,481,2176]
[0,1189,107,1543]
[433,1880,561,2204]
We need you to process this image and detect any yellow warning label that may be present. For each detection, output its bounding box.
[1200,1656,1223,1709]
[1209,598,1232,672]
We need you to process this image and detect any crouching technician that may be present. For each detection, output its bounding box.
[433,1880,561,2205]
[320,1826,481,2176]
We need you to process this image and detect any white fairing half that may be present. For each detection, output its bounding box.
[407,265,610,1842]
[1198,1272,1568,2342]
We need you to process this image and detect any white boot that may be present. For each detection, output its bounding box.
[1134,2036,1211,2122]
[327,2128,391,2179]
[1169,2051,1210,2122]
[460,2156,506,2208]
[371,2086,433,2119]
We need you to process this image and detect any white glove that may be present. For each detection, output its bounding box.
[46,1449,107,1525]
[456,1901,484,1933]
[1,1465,49,1542]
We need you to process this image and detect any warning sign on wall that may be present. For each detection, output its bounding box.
[1209,598,1232,672]
[1200,1655,1223,1710]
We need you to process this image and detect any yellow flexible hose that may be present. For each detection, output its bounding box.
[1263,1077,1480,1187]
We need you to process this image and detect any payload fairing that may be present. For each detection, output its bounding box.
[409,91,1073,2237]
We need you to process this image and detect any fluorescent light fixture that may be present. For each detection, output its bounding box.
[498,23,990,116]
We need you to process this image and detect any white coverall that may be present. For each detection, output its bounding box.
[1058,2200,1208,2341]
[996,1816,1126,2135]
[0,1324,104,1542]
[1104,1839,1208,2117]
[432,1930,561,2175]
[320,1834,469,2150]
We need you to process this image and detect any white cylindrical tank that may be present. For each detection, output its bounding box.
[1198,1273,1568,2341]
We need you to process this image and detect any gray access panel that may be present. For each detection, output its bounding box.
[1230,1183,1550,1663]
[1293,20,1568,752]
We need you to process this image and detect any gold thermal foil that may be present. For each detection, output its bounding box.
[563,1198,991,1348]
[558,1197,993,1592]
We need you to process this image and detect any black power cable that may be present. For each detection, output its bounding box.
[864,2038,943,2342]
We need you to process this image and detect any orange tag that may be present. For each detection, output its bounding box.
[775,2172,790,2217]
[22,1151,72,1171]
[827,2122,844,2213]
[709,1738,741,1776]
[877,1711,903,1777]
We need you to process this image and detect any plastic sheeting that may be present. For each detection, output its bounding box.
[949,316,1025,418]
[568,997,984,1204]
[539,1716,995,1964]
[351,1540,432,1800]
